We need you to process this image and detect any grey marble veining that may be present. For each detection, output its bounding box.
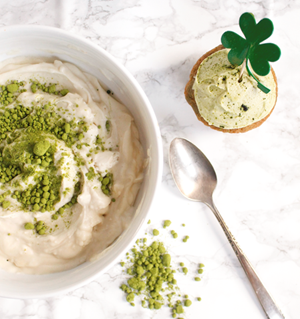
[0,0,299,318]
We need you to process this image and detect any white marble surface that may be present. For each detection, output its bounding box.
[0,0,299,318]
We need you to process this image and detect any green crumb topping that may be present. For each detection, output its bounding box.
[48,84,56,94]
[147,219,151,224]
[24,220,47,235]
[195,277,201,281]
[163,220,171,228]
[24,222,34,230]
[182,236,189,243]
[153,229,159,236]
[120,262,125,267]
[0,78,112,235]
[176,305,184,314]
[0,81,26,106]
[86,167,96,180]
[184,299,192,307]
[2,200,10,209]
[154,301,162,309]
[119,221,204,316]
[0,75,120,241]
[29,80,69,97]
[197,297,201,301]
[100,172,113,195]
[199,263,205,268]
[162,254,171,267]
[33,140,50,156]
[198,269,203,274]
[119,238,186,315]
[126,292,135,302]
[170,230,178,239]
[60,89,69,96]
[105,120,110,132]
[182,267,188,275]
[182,223,185,227]
[31,84,37,93]
[6,84,19,93]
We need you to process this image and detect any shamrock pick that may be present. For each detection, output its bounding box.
[221,12,281,94]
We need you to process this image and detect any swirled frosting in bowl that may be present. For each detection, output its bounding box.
[0,57,145,274]
[192,49,277,129]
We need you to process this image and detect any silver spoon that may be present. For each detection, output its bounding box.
[169,137,284,319]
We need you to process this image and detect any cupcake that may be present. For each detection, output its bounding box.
[185,13,280,133]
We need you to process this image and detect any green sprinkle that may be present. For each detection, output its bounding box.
[197,297,201,301]
[126,292,135,302]
[24,222,34,230]
[33,140,50,156]
[147,219,151,224]
[38,228,46,235]
[105,120,110,132]
[2,201,10,209]
[48,84,56,94]
[60,89,69,96]
[195,277,201,281]
[176,305,184,314]
[33,203,40,211]
[153,229,159,236]
[198,269,203,274]
[163,220,171,228]
[184,299,192,307]
[154,301,162,309]
[182,235,189,243]
[199,263,205,268]
[162,254,171,267]
[64,123,70,133]
[6,84,18,93]
[31,84,37,93]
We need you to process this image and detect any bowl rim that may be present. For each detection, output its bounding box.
[0,24,163,299]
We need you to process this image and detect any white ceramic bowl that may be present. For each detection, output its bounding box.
[0,25,162,298]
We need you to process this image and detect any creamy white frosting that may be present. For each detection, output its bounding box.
[0,58,145,274]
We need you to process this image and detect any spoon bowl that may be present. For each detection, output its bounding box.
[169,137,284,319]
[169,137,216,204]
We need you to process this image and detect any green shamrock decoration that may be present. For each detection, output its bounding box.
[221,12,281,93]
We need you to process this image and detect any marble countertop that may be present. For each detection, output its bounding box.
[0,0,299,318]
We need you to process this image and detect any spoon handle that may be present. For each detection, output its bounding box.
[209,201,284,319]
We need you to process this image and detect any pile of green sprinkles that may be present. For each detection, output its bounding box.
[24,220,47,235]
[0,81,26,106]
[119,220,205,318]
[0,79,116,236]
